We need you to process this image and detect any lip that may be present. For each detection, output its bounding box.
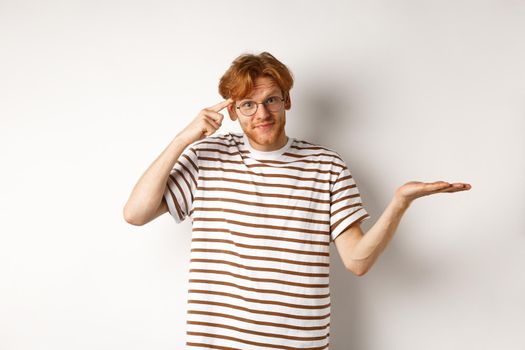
[255,123,274,129]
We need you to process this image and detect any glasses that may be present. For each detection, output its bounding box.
[235,95,285,117]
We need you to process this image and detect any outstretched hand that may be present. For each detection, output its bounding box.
[395,181,472,207]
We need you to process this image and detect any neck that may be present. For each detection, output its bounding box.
[246,132,288,152]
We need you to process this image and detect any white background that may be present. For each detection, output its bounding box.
[1,0,524,349]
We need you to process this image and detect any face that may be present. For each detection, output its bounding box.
[227,76,291,152]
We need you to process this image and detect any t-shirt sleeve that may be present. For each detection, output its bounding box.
[163,145,199,224]
[329,161,371,242]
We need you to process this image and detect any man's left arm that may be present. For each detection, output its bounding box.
[334,181,472,276]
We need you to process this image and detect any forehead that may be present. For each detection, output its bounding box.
[242,76,281,100]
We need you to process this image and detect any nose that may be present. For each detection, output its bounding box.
[253,102,271,120]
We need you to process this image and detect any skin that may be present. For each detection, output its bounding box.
[226,76,291,152]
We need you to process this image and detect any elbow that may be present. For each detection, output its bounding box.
[354,267,368,277]
[123,206,144,226]
[345,260,369,277]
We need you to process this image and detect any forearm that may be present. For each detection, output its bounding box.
[351,195,411,273]
[123,134,192,225]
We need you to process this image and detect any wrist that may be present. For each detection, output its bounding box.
[392,193,411,211]
[174,133,194,148]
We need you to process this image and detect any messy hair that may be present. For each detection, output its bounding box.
[218,52,294,102]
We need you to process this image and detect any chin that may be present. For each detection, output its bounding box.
[251,128,280,142]
[243,119,285,144]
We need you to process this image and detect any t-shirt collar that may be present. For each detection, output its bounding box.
[242,132,294,159]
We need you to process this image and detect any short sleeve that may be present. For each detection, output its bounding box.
[329,163,370,241]
[163,146,199,223]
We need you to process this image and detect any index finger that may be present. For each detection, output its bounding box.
[208,98,234,112]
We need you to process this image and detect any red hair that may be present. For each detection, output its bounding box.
[218,52,294,102]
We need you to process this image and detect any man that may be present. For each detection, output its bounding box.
[123,52,471,349]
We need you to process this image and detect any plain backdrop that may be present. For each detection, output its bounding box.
[1,0,524,349]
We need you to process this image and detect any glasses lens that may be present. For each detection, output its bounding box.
[240,101,256,116]
[238,96,284,116]
[266,96,283,112]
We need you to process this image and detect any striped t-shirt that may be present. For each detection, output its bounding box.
[163,131,370,350]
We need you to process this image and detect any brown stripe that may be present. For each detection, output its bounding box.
[189,269,329,288]
[199,156,339,175]
[199,166,334,185]
[188,310,329,331]
[181,159,199,188]
[189,289,330,310]
[245,154,342,169]
[191,258,328,278]
[188,279,330,299]
[330,210,369,233]
[187,331,329,350]
[191,238,329,256]
[187,342,241,350]
[192,228,329,246]
[182,151,199,174]
[292,138,334,147]
[196,187,330,204]
[165,185,183,220]
[187,320,328,341]
[190,248,329,267]
[192,217,329,236]
[331,193,361,206]
[331,214,371,240]
[331,183,357,196]
[194,140,236,148]
[188,299,330,320]
[335,173,353,184]
[169,171,189,214]
[331,203,363,217]
[194,197,330,215]
[199,176,330,194]
[174,167,194,203]
[199,133,299,148]
[200,134,341,156]
[282,150,341,161]
[178,158,197,187]
[193,207,329,225]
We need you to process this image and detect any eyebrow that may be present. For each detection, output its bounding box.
[241,89,282,102]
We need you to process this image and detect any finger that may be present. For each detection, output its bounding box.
[438,184,471,193]
[423,182,452,195]
[201,119,216,137]
[431,181,450,186]
[450,183,472,190]
[208,98,234,112]
[204,115,221,130]
[451,183,471,188]
[203,110,225,123]
[427,182,451,190]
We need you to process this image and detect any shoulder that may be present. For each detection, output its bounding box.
[292,137,345,166]
[191,131,243,153]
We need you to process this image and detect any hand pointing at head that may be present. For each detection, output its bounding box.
[176,98,234,144]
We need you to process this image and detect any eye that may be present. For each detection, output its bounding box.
[266,96,277,104]
[241,101,254,108]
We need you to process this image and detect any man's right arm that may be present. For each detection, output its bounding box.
[123,135,193,226]
[123,98,233,226]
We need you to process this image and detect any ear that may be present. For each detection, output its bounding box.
[227,103,238,121]
[284,93,292,110]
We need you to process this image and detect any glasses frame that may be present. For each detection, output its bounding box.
[235,95,285,117]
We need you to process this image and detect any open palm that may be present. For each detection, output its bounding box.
[395,181,472,205]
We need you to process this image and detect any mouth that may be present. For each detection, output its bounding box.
[255,122,274,129]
